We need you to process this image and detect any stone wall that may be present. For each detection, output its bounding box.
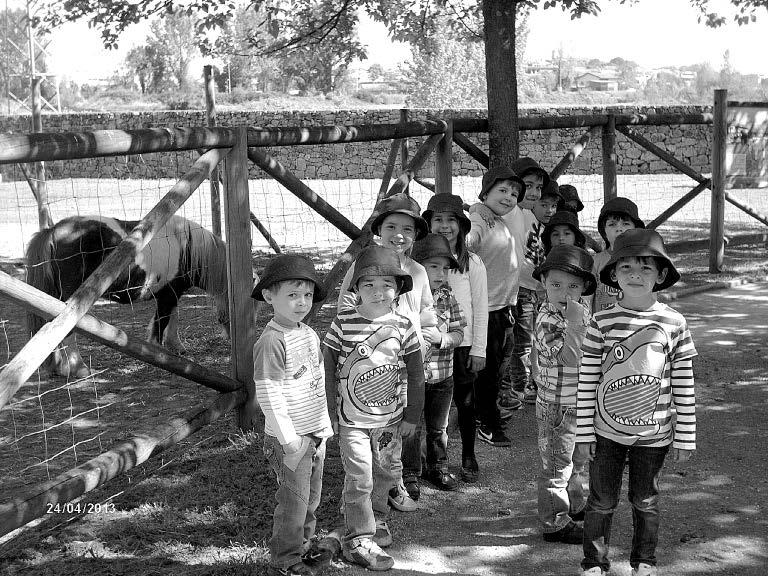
[0,106,712,182]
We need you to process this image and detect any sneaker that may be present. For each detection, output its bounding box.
[343,538,395,571]
[266,561,316,576]
[460,456,479,483]
[302,542,334,569]
[522,383,537,404]
[498,390,523,410]
[478,427,511,447]
[388,485,417,511]
[632,563,657,576]
[373,519,393,548]
[582,568,606,576]
[424,469,459,491]
[542,520,584,545]
[570,508,585,522]
[403,478,420,502]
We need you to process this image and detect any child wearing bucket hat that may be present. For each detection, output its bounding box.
[575,229,697,576]
[402,233,467,495]
[466,166,526,448]
[511,157,550,211]
[250,254,334,576]
[542,210,587,255]
[530,245,595,546]
[592,196,646,313]
[423,193,488,482]
[322,245,425,571]
[557,184,585,213]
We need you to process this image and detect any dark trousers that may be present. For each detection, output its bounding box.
[582,435,670,573]
[402,376,454,478]
[452,346,477,462]
[476,306,514,433]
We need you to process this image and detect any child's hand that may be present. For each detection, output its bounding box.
[282,436,309,471]
[330,418,339,435]
[564,296,587,325]
[469,202,496,228]
[673,448,693,463]
[575,442,596,462]
[467,355,486,372]
[283,436,304,454]
[399,421,416,437]
[422,326,442,346]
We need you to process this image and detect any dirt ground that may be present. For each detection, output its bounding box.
[1,263,767,575]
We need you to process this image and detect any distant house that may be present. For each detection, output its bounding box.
[574,71,619,92]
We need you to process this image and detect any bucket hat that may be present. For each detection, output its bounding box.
[533,245,596,296]
[479,166,526,201]
[542,210,586,254]
[597,197,645,243]
[251,254,326,301]
[540,178,563,202]
[558,184,584,212]
[349,245,413,294]
[510,157,550,190]
[599,229,680,291]
[411,233,460,269]
[371,192,429,240]
[422,194,471,234]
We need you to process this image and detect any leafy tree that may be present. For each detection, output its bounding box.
[149,12,198,90]
[1,8,51,105]
[125,46,156,93]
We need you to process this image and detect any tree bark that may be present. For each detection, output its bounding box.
[483,0,519,166]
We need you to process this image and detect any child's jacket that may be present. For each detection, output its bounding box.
[424,285,467,383]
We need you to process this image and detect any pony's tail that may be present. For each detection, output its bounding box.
[24,227,58,337]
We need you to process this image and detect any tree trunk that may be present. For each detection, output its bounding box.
[482,0,519,167]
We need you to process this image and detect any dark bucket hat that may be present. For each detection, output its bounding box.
[349,245,413,295]
[558,184,584,212]
[597,197,646,243]
[542,210,586,254]
[510,157,550,190]
[540,178,563,202]
[599,229,680,292]
[422,194,471,234]
[251,254,326,301]
[410,233,460,269]
[533,245,596,296]
[371,192,429,240]
[479,166,526,201]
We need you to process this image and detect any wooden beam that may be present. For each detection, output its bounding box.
[616,125,708,185]
[30,77,53,230]
[710,90,727,273]
[203,65,222,238]
[0,388,244,538]
[0,147,230,412]
[550,126,600,181]
[222,128,259,432]
[414,177,435,192]
[435,120,453,195]
[386,134,443,197]
[646,181,710,230]
[0,271,241,393]
[248,148,361,240]
[400,109,410,170]
[602,115,617,202]
[725,191,768,228]
[378,138,402,198]
[249,212,282,254]
[453,131,489,168]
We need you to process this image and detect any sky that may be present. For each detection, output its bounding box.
[13,0,767,82]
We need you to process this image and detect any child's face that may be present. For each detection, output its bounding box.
[549,224,576,248]
[543,269,585,313]
[262,280,315,326]
[610,256,667,297]
[483,180,521,216]
[430,212,460,248]
[604,215,636,249]
[422,256,452,292]
[533,195,559,224]
[356,275,397,311]
[379,213,416,254]
[519,174,544,211]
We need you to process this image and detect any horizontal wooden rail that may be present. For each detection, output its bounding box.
[0,271,241,393]
[246,120,447,147]
[0,388,245,538]
[0,147,230,412]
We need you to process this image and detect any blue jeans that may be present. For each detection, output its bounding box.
[263,434,326,570]
[582,435,670,572]
[536,398,587,533]
[477,306,514,433]
[338,424,401,548]
[402,376,454,478]
[505,287,539,393]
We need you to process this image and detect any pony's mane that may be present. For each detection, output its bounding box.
[187,221,228,296]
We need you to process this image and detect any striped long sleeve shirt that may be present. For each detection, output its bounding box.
[576,302,697,450]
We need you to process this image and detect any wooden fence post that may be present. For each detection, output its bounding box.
[204,65,222,237]
[223,127,259,431]
[710,89,727,273]
[602,114,617,202]
[31,77,52,229]
[435,119,453,195]
[400,109,409,170]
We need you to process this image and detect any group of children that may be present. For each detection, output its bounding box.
[251,159,697,576]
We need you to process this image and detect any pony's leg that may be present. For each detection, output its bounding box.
[47,334,90,379]
[150,288,183,354]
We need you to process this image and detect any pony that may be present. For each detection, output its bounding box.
[25,215,230,379]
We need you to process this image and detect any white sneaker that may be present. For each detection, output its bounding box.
[632,563,657,576]
[582,567,605,576]
[388,485,417,512]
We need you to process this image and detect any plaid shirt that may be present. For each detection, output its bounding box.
[424,285,467,383]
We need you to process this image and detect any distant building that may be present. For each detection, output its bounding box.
[574,71,619,92]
